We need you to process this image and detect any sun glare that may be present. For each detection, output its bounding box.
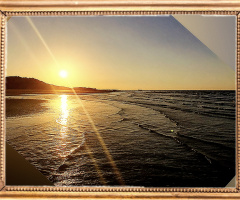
[59,70,68,78]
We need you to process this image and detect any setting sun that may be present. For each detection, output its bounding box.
[59,70,68,78]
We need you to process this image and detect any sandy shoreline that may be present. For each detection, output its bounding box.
[5,91,235,187]
[6,98,47,118]
[5,89,114,118]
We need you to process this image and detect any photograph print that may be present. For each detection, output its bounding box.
[5,15,236,187]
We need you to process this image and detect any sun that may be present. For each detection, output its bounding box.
[59,70,68,78]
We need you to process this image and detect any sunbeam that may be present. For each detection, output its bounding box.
[70,87,125,185]
[26,16,59,68]
[24,16,121,184]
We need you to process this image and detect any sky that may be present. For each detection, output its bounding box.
[7,15,235,90]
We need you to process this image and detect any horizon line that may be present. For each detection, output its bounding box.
[6,76,236,91]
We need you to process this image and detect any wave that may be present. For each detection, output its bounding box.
[133,122,215,165]
[175,132,234,150]
[115,98,235,120]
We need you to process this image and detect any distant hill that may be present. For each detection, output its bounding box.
[6,76,115,94]
[6,76,69,90]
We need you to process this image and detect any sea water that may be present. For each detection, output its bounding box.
[6,90,235,187]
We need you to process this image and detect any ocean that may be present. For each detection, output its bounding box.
[6,90,235,187]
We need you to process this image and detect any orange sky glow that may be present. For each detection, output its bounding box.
[7,16,235,90]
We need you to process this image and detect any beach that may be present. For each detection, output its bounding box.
[6,90,235,187]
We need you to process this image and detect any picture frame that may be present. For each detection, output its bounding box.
[0,0,240,199]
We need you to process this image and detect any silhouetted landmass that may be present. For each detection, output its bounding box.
[6,76,69,90]
[6,76,116,95]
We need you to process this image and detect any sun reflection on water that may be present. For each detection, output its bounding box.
[60,95,69,127]
[56,95,70,158]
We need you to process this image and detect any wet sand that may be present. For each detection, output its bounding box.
[6,98,53,185]
[6,99,47,118]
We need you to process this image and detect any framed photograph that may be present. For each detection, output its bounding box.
[0,0,240,199]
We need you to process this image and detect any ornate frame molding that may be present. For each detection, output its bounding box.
[0,1,239,199]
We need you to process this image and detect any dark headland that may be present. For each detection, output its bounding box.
[6,76,117,95]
